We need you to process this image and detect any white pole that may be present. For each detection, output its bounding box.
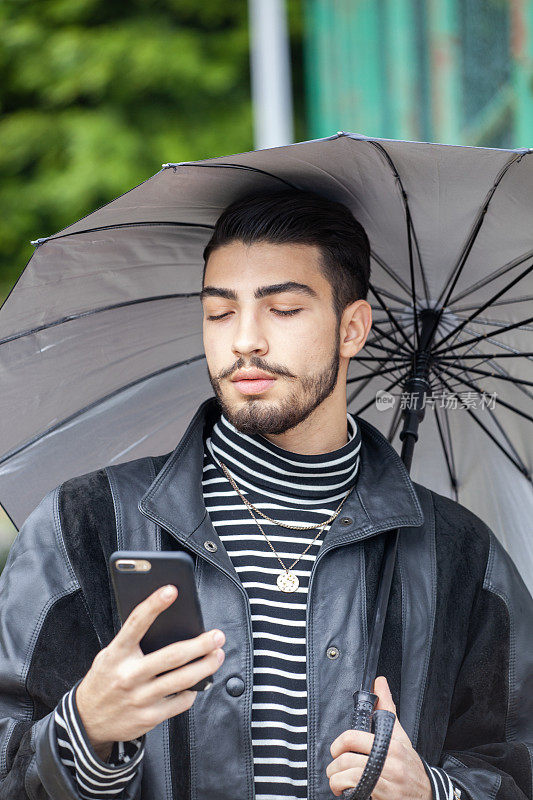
[248,0,294,150]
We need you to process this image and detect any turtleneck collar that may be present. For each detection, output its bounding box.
[205,409,362,503]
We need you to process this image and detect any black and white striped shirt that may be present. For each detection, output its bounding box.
[55,681,144,799]
[55,409,467,800]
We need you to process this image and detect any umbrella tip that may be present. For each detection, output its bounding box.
[30,237,49,247]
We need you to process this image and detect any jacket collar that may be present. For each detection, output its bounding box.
[139,396,424,549]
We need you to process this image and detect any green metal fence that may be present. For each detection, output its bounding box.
[304,0,533,148]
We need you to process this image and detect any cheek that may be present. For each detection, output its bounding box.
[203,326,226,369]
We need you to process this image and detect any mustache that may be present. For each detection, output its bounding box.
[220,360,294,380]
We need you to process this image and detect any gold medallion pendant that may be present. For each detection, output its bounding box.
[277,570,299,592]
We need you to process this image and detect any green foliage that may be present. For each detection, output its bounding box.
[0,0,305,300]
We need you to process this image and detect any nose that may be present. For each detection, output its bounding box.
[231,307,268,360]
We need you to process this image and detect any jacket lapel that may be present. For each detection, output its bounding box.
[139,396,425,555]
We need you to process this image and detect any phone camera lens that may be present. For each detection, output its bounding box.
[116,561,136,571]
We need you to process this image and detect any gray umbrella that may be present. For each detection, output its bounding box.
[1,132,532,591]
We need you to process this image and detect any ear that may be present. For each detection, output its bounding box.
[339,300,373,359]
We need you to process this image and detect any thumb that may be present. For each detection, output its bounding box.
[372,676,411,744]
[373,676,396,713]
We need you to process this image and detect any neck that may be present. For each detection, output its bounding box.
[259,390,349,455]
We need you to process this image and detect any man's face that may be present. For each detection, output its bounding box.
[200,240,342,436]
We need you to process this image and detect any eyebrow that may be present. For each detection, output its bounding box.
[199,281,319,302]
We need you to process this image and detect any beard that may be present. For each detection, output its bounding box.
[207,337,341,436]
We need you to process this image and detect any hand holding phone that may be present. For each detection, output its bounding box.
[75,560,225,761]
[109,551,212,691]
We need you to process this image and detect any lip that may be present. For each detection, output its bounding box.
[231,370,275,381]
[232,378,276,395]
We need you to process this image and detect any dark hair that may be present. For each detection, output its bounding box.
[202,189,371,323]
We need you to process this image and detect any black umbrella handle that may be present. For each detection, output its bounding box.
[340,691,395,800]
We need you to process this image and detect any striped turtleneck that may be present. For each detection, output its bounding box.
[202,409,362,800]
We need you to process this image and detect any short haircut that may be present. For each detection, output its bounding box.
[202,189,371,322]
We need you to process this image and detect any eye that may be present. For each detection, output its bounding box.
[207,309,302,320]
[272,308,302,316]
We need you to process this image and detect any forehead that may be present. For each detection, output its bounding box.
[202,240,331,298]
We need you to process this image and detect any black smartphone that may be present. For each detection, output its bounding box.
[109,550,213,692]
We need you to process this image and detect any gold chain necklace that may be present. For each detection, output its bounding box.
[218,459,353,593]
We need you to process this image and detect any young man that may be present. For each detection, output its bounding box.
[0,190,531,800]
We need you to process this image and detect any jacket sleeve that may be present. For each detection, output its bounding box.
[0,488,144,800]
[435,529,533,800]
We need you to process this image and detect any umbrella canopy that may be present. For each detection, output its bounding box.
[1,132,532,592]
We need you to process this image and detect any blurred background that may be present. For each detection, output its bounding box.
[1,0,532,562]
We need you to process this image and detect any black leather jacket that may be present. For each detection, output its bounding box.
[0,396,531,800]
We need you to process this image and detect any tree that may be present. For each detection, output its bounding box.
[0,0,304,300]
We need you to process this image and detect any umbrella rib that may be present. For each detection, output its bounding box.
[433,361,533,424]
[355,354,410,362]
[447,313,533,331]
[432,314,533,357]
[439,348,533,392]
[439,323,533,385]
[448,250,533,306]
[0,293,202,347]
[434,406,459,500]
[432,364,532,481]
[434,319,533,397]
[433,350,528,467]
[364,340,410,358]
[165,161,303,191]
[367,274,415,306]
[433,152,527,310]
[366,141,430,310]
[406,203,421,349]
[387,398,404,443]
[437,351,533,359]
[451,295,533,313]
[30,220,215,247]
[431,260,533,353]
[368,284,415,351]
[436,317,533,365]
[371,323,414,356]
[365,341,411,359]
[436,362,533,391]
[443,405,459,501]
[346,373,376,406]
[346,364,410,384]
[436,352,533,404]
[0,354,206,468]
[348,367,411,414]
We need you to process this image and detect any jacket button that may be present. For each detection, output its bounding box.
[340,517,352,526]
[327,646,340,659]
[204,540,218,552]
[226,676,245,696]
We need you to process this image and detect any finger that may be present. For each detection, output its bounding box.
[141,647,224,702]
[373,676,412,745]
[330,729,374,758]
[326,751,369,779]
[138,628,225,679]
[330,766,393,799]
[373,676,396,713]
[139,689,199,731]
[327,748,398,783]
[114,585,178,650]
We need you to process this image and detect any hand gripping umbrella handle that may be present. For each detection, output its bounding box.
[340,691,396,800]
